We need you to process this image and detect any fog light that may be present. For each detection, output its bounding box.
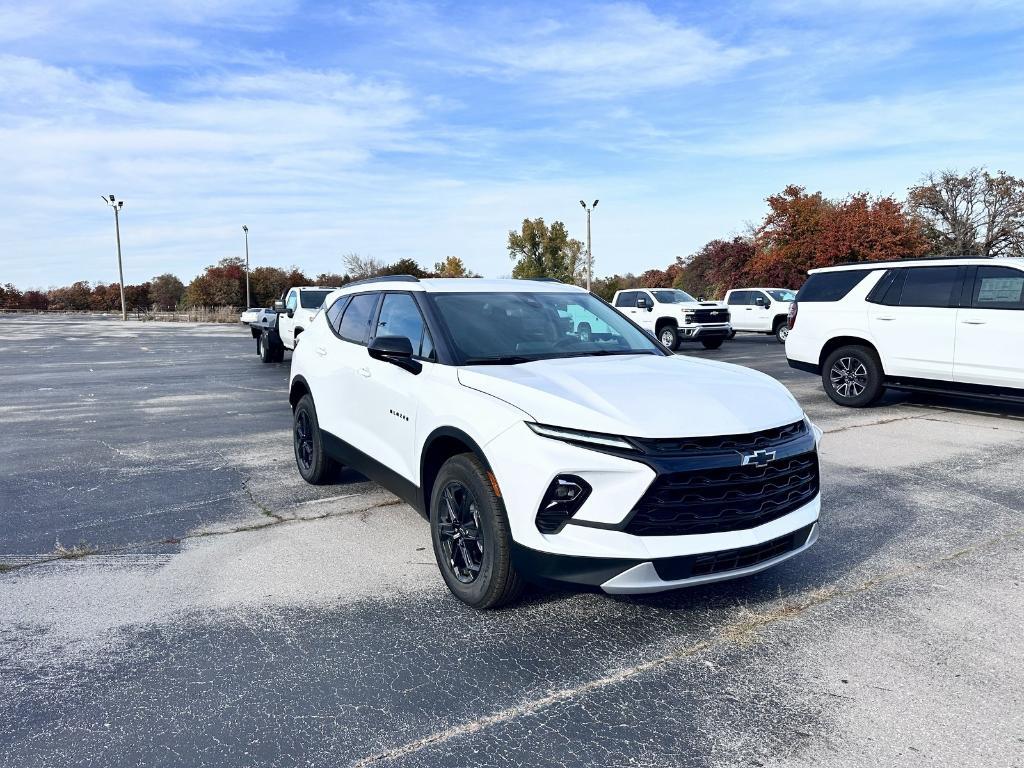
[535,475,592,534]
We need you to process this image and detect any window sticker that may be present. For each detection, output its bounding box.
[978,277,1023,304]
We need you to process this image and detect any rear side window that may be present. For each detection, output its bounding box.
[898,266,961,308]
[796,270,872,302]
[615,291,637,307]
[337,292,379,344]
[972,266,1024,310]
[325,296,348,331]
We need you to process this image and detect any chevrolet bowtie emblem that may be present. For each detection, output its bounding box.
[742,449,776,468]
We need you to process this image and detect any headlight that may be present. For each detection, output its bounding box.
[526,422,637,451]
[683,312,694,323]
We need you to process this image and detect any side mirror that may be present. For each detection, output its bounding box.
[286,308,295,318]
[368,335,421,374]
[273,300,285,312]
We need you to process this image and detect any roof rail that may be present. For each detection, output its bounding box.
[830,254,990,268]
[526,277,562,283]
[344,274,421,288]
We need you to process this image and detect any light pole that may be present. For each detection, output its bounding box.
[242,225,251,308]
[579,199,598,291]
[102,195,127,321]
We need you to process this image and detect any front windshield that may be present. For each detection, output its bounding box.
[650,289,696,304]
[299,290,333,309]
[766,289,796,302]
[427,291,664,364]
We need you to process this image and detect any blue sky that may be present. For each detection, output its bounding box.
[1,0,1022,288]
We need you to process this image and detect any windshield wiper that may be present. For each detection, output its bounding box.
[462,356,535,365]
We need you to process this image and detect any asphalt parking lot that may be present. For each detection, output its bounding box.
[2,315,1022,768]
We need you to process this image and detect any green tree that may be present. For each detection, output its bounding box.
[508,218,583,283]
[433,256,479,278]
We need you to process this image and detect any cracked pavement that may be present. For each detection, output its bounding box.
[1,316,1022,767]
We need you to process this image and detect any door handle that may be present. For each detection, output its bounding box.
[315,345,327,357]
[745,307,753,311]
[876,315,895,321]
[357,367,371,378]
[961,319,986,325]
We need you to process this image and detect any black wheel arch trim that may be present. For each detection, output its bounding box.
[289,375,312,409]
[419,426,495,519]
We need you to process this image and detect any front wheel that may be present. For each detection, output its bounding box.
[822,345,884,407]
[775,323,790,344]
[430,454,524,610]
[658,325,679,350]
[701,339,724,350]
[259,331,274,363]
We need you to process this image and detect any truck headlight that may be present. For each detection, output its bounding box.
[683,312,694,323]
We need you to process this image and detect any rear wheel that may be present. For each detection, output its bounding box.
[658,324,679,350]
[430,454,524,609]
[259,331,275,363]
[292,394,338,484]
[774,321,789,344]
[822,345,884,407]
[701,338,723,350]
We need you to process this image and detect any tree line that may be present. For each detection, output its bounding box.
[3,167,1021,312]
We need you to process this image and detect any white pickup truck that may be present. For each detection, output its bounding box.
[723,287,796,343]
[247,286,337,362]
[611,288,732,350]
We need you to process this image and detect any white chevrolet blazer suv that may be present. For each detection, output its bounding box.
[786,257,1024,407]
[289,276,823,608]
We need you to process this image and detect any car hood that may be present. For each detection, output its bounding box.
[457,354,803,438]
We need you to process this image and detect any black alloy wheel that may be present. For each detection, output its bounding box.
[292,394,337,483]
[436,481,484,584]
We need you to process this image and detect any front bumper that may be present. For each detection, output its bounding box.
[513,521,819,594]
[677,323,732,340]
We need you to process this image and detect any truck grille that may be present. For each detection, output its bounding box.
[653,524,814,581]
[623,451,819,536]
[691,308,730,323]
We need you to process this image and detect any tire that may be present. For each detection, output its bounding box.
[272,344,285,363]
[658,324,679,350]
[701,339,723,350]
[774,321,790,344]
[430,454,524,610]
[292,394,338,484]
[259,331,274,363]
[822,345,885,407]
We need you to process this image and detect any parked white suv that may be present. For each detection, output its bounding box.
[786,258,1024,407]
[289,276,822,608]
[611,288,732,349]
[724,288,796,343]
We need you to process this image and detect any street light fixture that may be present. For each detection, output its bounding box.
[580,199,599,291]
[102,195,127,321]
[242,225,251,308]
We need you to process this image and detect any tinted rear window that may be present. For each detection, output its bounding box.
[898,266,961,308]
[299,290,332,309]
[338,292,379,344]
[796,270,872,302]
[972,266,1024,310]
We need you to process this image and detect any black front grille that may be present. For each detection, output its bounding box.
[692,308,730,323]
[653,523,814,581]
[632,420,806,458]
[623,452,819,536]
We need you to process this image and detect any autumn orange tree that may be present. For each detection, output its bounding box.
[746,185,927,287]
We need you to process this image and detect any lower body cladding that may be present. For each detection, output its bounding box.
[486,420,821,595]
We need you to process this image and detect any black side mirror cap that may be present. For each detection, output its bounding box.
[368,336,421,374]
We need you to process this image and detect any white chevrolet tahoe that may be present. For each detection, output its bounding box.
[289,276,822,609]
[724,288,797,343]
[786,258,1024,406]
[611,288,732,349]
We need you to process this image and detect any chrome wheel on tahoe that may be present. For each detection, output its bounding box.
[822,345,884,407]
